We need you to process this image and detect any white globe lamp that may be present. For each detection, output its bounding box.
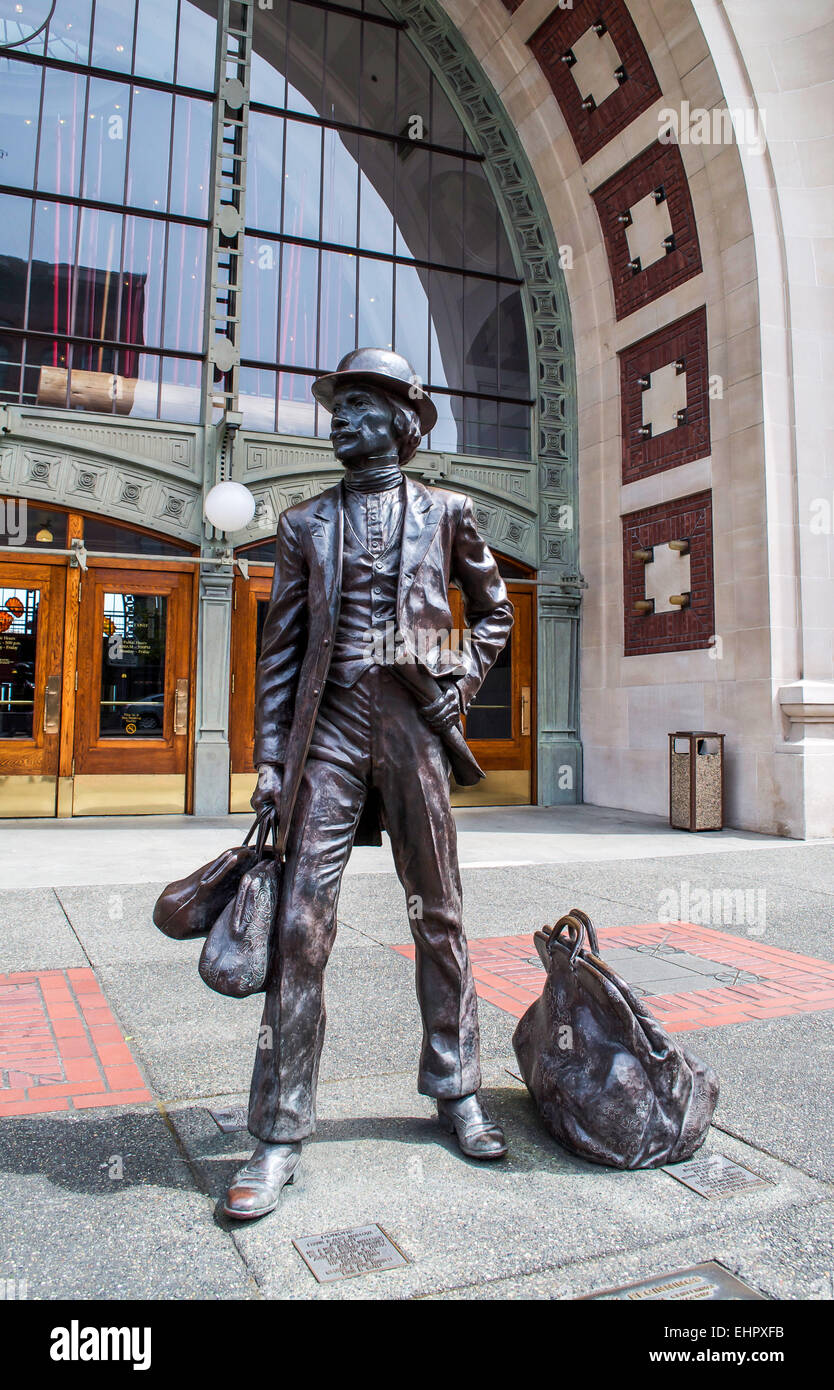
[204,480,256,534]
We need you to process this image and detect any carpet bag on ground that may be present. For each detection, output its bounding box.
[512,908,719,1169]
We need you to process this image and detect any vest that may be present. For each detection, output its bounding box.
[326,498,404,688]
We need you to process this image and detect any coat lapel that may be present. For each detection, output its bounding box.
[308,484,344,629]
[399,477,444,603]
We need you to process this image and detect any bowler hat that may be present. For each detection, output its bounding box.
[311,347,437,433]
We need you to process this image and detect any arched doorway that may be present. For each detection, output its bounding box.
[0,501,197,817]
[228,537,535,811]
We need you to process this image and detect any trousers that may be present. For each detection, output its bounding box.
[247,665,482,1142]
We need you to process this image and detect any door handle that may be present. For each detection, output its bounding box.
[44,674,61,734]
[520,685,531,737]
[174,678,189,735]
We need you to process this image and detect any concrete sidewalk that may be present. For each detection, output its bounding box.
[0,808,832,1300]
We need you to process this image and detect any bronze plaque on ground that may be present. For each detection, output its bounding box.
[293,1224,409,1283]
[663,1152,772,1198]
[581,1262,766,1301]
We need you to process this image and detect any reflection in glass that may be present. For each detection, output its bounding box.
[133,0,176,85]
[126,87,172,212]
[91,0,135,75]
[100,592,167,738]
[170,97,211,220]
[83,79,129,204]
[37,66,85,198]
[176,0,218,92]
[248,112,285,233]
[0,59,41,191]
[282,120,321,241]
[320,250,358,373]
[0,587,39,739]
[466,633,512,740]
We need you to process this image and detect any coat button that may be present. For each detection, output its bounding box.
[323,637,330,646]
[313,687,320,696]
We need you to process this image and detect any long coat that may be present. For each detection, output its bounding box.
[253,476,514,847]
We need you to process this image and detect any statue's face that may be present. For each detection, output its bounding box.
[328,382,398,466]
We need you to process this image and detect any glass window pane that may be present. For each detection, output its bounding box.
[176,0,218,93]
[358,256,392,353]
[0,59,41,191]
[466,635,512,739]
[250,0,287,107]
[123,212,165,347]
[463,276,499,396]
[462,394,498,457]
[29,200,78,346]
[358,141,394,256]
[322,11,360,125]
[0,587,39,739]
[240,364,277,432]
[163,222,206,352]
[497,284,529,398]
[159,353,201,423]
[74,205,121,342]
[133,0,176,83]
[321,127,358,247]
[319,249,356,371]
[282,119,321,241]
[91,0,136,74]
[82,515,186,554]
[126,87,172,212]
[0,339,24,404]
[241,234,280,362]
[169,96,211,220]
[100,592,167,739]
[277,368,315,438]
[429,393,462,454]
[461,163,499,275]
[46,0,93,64]
[247,110,285,234]
[279,242,318,367]
[82,78,128,204]
[431,76,465,152]
[394,262,429,384]
[429,269,463,391]
[498,400,531,461]
[286,3,323,116]
[37,67,86,198]
[394,142,430,262]
[428,151,464,268]
[121,350,159,418]
[395,29,430,138]
[359,21,396,133]
[0,192,34,330]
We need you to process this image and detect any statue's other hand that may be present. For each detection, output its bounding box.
[421,685,462,734]
[252,763,283,815]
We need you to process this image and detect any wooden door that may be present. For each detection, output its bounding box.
[229,566,272,811]
[72,563,194,814]
[449,582,535,805]
[0,559,66,816]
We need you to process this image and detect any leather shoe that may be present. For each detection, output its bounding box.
[223,1141,301,1220]
[437,1093,507,1160]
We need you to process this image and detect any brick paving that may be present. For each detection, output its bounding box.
[0,967,151,1117]
[393,921,834,1029]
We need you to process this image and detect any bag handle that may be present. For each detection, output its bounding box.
[242,807,277,859]
[547,908,600,966]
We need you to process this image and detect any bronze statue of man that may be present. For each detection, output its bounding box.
[224,349,514,1220]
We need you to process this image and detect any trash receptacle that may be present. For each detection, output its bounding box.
[669,731,725,831]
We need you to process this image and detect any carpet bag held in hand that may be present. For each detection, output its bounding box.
[198,813,281,998]
[512,909,719,1169]
[152,814,270,940]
